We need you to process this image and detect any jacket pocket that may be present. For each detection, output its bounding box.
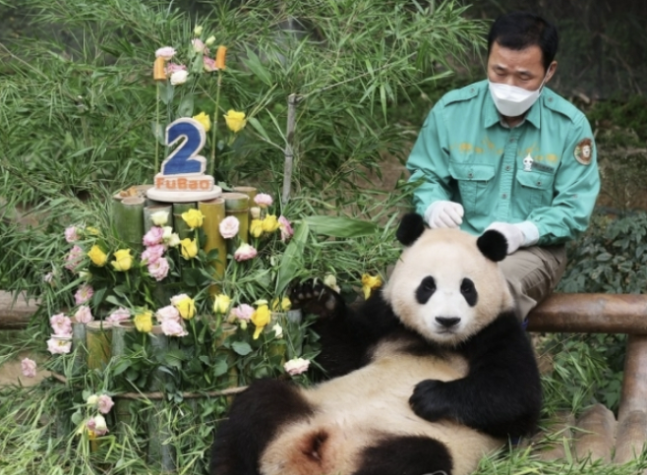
[449,162,495,215]
[514,170,554,213]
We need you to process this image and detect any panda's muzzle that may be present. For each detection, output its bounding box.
[435,316,461,329]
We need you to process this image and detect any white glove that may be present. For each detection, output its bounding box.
[485,221,539,255]
[424,201,464,229]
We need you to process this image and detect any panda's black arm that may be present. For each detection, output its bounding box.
[304,287,401,378]
[409,313,542,439]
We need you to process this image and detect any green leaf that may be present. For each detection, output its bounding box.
[275,221,309,295]
[212,359,228,377]
[177,95,194,118]
[231,341,252,356]
[304,216,378,238]
[242,47,273,86]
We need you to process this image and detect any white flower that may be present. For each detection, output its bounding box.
[284,358,310,376]
[272,323,283,339]
[150,210,169,226]
[219,216,240,239]
[205,35,216,46]
[170,70,188,86]
[162,226,181,247]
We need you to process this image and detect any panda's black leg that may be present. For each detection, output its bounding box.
[209,379,312,475]
[353,435,454,475]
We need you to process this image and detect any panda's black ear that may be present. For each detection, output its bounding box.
[396,213,426,246]
[477,230,508,262]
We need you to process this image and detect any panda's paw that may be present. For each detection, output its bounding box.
[409,379,451,422]
[289,280,343,320]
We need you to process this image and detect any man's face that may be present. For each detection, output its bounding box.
[487,41,556,91]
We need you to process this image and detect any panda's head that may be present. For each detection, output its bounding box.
[383,213,514,346]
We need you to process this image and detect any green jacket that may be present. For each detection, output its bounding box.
[407,80,600,246]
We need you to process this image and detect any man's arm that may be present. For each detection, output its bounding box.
[406,106,455,217]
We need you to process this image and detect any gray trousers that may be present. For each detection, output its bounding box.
[499,245,568,321]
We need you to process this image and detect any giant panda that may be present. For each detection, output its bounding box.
[210,213,542,475]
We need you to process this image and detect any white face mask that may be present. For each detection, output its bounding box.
[488,75,547,117]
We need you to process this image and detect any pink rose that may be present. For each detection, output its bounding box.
[219,216,240,239]
[203,56,217,72]
[74,284,94,305]
[278,215,293,242]
[74,305,93,324]
[141,244,165,264]
[234,244,258,262]
[148,256,170,281]
[191,38,206,53]
[106,307,130,325]
[161,319,188,337]
[254,193,273,208]
[97,395,114,414]
[65,245,84,271]
[155,46,176,60]
[50,313,72,336]
[21,358,37,378]
[284,357,310,376]
[165,62,186,75]
[64,226,79,243]
[47,336,72,354]
[156,305,180,323]
[143,226,164,247]
[230,304,254,322]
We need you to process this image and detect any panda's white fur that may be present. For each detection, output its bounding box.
[385,228,514,346]
[211,215,541,475]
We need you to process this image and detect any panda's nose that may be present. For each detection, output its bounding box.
[435,317,461,328]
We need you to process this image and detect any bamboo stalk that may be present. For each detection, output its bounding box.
[111,321,136,438]
[216,323,240,404]
[232,186,257,203]
[199,198,227,292]
[282,93,300,203]
[172,202,197,240]
[222,193,250,244]
[144,204,173,233]
[72,322,87,373]
[86,321,112,370]
[113,196,146,251]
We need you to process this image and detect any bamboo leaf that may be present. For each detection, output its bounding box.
[304,216,378,238]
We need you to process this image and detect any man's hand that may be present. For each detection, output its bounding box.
[424,201,464,229]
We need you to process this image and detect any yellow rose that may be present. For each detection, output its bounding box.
[174,296,196,320]
[213,294,231,314]
[251,304,271,340]
[134,310,153,333]
[87,245,107,267]
[361,273,383,300]
[261,215,279,233]
[192,111,211,133]
[180,238,198,259]
[224,110,247,133]
[181,209,205,229]
[111,249,133,272]
[250,219,263,238]
[271,297,292,312]
[193,25,203,36]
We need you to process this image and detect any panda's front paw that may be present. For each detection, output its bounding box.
[409,379,451,422]
[289,280,343,320]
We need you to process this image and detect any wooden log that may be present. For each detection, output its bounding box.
[527,293,647,334]
[0,291,38,329]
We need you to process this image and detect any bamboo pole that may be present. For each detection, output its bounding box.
[113,196,145,252]
[232,186,257,203]
[172,202,196,240]
[111,321,136,438]
[86,321,112,370]
[72,322,87,373]
[199,198,227,291]
[216,323,239,403]
[281,93,300,203]
[222,193,250,244]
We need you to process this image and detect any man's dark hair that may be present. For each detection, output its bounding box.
[487,11,559,71]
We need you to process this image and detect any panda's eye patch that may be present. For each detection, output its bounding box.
[460,278,478,307]
[415,276,436,304]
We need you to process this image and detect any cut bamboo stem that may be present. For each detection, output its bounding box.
[111,321,137,438]
[86,321,112,371]
[72,322,87,373]
[282,93,300,203]
[222,193,250,244]
[113,196,145,251]
[199,198,227,291]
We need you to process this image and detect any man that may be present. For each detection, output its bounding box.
[406,11,600,320]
